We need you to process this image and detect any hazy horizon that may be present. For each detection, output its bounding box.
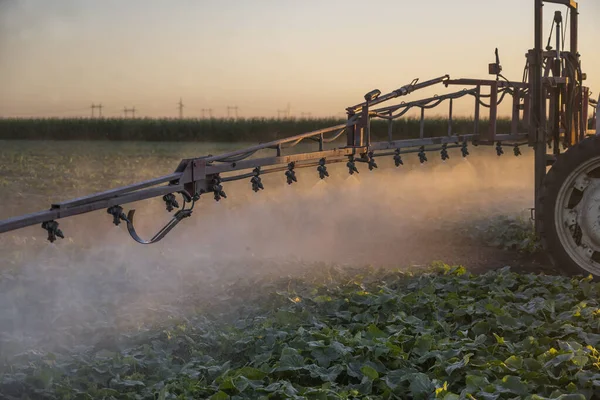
[0,0,598,119]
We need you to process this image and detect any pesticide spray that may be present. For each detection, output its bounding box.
[0,144,535,357]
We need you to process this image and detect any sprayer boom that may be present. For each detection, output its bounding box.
[0,0,597,284]
[0,72,535,243]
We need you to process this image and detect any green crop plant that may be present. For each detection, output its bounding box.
[0,117,515,142]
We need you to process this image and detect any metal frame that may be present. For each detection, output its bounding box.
[0,0,594,244]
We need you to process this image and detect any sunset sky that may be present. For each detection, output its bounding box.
[0,0,598,119]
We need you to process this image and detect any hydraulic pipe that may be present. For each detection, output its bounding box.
[346,75,450,114]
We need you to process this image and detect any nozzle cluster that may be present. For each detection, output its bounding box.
[513,144,521,156]
[418,146,428,164]
[317,158,329,179]
[440,144,450,161]
[461,142,469,157]
[162,193,179,212]
[212,175,227,201]
[107,205,128,226]
[496,141,504,156]
[41,220,64,243]
[286,162,298,185]
[367,151,378,171]
[347,155,359,175]
[394,149,404,167]
[251,167,265,192]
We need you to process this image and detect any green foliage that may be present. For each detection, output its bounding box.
[467,214,542,254]
[0,116,514,142]
[1,265,599,399]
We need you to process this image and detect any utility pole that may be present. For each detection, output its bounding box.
[201,108,213,119]
[227,106,238,119]
[277,103,291,119]
[91,103,103,118]
[300,112,311,119]
[177,98,184,119]
[123,107,136,118]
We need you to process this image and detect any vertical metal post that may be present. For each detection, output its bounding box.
[568,4,580,146]
[387,111,393,142]
[581,87,588,139]
[474,86,481,136]
[346,113,357,147]
[552,85,561,155]
[489,82,498,142]
[512,88,520,134]
[420,107,425,139]
[364,104,371,147]
[570,3,578,56]
[533,0,545,234]
[448,98,453,136]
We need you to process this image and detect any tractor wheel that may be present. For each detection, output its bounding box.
[539,134,600,277]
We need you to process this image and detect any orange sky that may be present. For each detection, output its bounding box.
[0,0,598,119]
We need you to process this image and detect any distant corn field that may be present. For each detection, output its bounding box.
[0,117,514,142]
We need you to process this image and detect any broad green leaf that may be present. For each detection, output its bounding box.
[413,335,433,355]
[409,373,434,398]
[277,347,305,371]
[465,374,490,391]
[504,355,523,371]
[360,365,379,380]
[445,353,473,375]
[306,364,343,382]
[498,375,529,395]
[366,324,387,339]
[472,321,491,335]
[235,367,267,380]
[209,391,230,400]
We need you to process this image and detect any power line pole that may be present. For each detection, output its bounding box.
[201,108,213,119]
[227,106,238,119]
[277,103,291,119]
[91,103,103,118]
[123,107,136,118]
[177,98,184,119]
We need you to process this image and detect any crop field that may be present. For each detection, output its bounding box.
[0,117,515,142]
[0,139,598,399]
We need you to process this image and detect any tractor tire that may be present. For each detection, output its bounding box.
[539,134,600,278]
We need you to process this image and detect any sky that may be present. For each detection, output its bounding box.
[0,0,598,119]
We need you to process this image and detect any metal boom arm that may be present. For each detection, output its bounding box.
[0,73,535,243]
[0,0,595,245]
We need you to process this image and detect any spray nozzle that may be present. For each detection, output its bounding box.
[513,144,522,157]
[317,158,329,179]
[285,162,297,185]
[440,144,449,161]
[418,146,428,164]
[211,175,227,201]
[461,142,469,158]
[367,151,378,171]
[41,220,64,243]
[393,149,404,167]
[496,141,504,156]
[162,193,179,212]
[251,167,264,192]
[347,155,359,175]
[107,205,128,226]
